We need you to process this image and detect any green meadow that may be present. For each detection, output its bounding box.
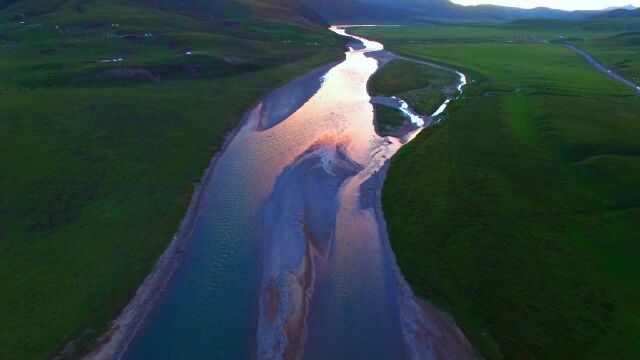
[354,22,640,359]
[367,59,455,134]
[579,32,640,83]
[0,0,342,358]
[369,59,456,113]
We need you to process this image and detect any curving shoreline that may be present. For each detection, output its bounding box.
[83,61,338,359]
[257,62,338,131]
[357,37,473,358]
[83,106,254,360]
[86,25,472,360]
[360,163,475,359]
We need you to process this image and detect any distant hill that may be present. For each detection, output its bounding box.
[133,0,330,26]
[303,0,601,23]
[299,0,408,22]
[1,0,329,27]
[592,7,640,19]
[602,4,637,11]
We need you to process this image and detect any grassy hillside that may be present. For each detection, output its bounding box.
[353,24,640,359]
[0,1,342,358]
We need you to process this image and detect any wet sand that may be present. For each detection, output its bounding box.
[257,63,339,131]
[257,145,362,359]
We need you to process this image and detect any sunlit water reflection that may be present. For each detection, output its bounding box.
[124,26,464,360]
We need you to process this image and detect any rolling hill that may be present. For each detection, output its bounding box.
[303,0,601,22]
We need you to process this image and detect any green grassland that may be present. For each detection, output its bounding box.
[358,18,640,85]
[367,59,454,135]
[353,23,640,359]
[0,0,343,358]
[368,59,456,114]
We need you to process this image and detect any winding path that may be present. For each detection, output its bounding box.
[566,45,640,94]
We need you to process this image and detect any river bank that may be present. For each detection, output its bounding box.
[358,43,473,358]
[90,25,473,359]
[0,0,348,356]
[360,163,474,359]
[353,24,640,359]
[83,59,342,359]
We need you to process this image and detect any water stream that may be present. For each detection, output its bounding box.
[121,26,469,360]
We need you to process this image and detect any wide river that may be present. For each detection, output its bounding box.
[121,26,470,359]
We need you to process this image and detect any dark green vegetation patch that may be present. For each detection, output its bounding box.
[371,103,406,136]
[368,59,456,115]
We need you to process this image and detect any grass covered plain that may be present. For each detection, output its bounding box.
[0,0,343,358]
[354,23,640,359]
[371,103,406,135]
[578,32,640,84]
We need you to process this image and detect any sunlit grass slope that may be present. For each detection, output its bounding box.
[353,24,640,359]
[0,0,343,358]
